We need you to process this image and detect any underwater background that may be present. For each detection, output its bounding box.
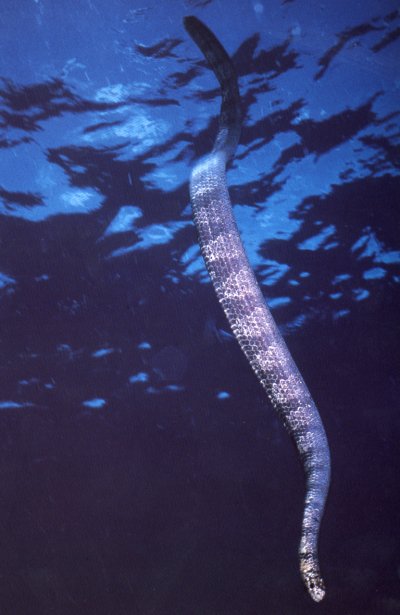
[0,1,399,613]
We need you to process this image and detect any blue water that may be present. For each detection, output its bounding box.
[0,1,399,613]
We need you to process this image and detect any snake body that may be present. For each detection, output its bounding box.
[184,16,331,602]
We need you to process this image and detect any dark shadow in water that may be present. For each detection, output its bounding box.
[0,77,178,138]
[134,38,183,59]
[0,187,43,208]
[372,25,400,52]
[315,21,384,81]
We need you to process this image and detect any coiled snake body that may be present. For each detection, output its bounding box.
[184,16,331,602]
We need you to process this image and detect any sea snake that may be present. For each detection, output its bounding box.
[184,16,331,602]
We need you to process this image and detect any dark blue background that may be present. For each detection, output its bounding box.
[0,1,399,613]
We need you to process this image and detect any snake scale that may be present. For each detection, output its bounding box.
[184,16,331,602]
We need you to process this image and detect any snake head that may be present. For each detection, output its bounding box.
[300,553,326,602]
